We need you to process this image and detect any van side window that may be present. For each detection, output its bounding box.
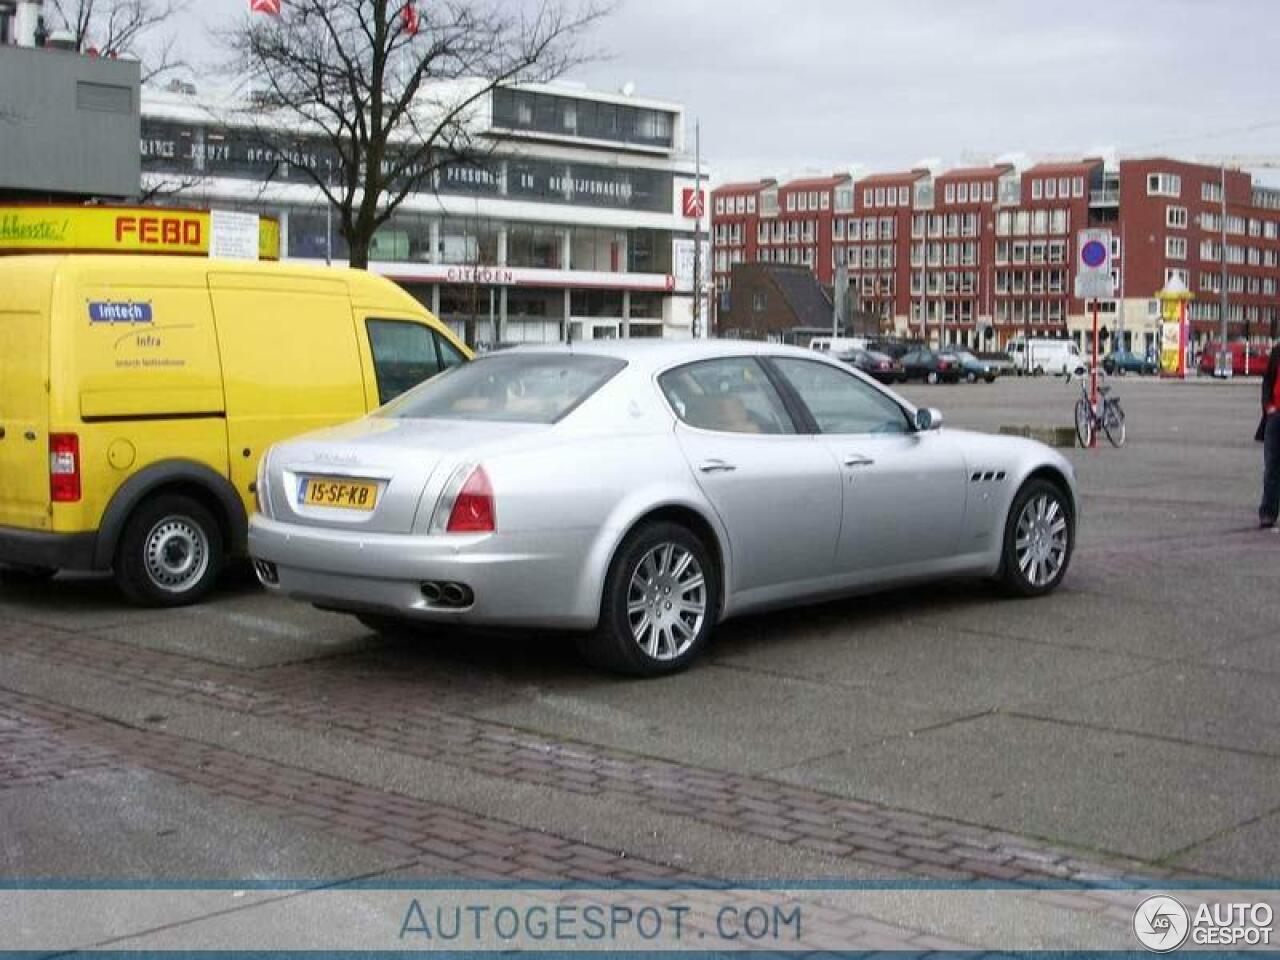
[367,319,443,405]
[437,335,467,371]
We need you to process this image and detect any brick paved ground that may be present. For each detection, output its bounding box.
[0,618,1174,886]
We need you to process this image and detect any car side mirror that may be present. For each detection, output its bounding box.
[915,407,943,431]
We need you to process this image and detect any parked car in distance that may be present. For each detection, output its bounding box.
[1103,349,1158,376]
[977,351,1018,378]
[949,349,999,383]
[1198,341,1271,377]
[0,254,469,606]
[900,348,962,384]
[250,341,1078,676]
[836,348,906,384]
[867,338,924,361]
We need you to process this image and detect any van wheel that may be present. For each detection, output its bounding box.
[115,494,224,607]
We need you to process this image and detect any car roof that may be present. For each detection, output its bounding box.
[490,339,829,374]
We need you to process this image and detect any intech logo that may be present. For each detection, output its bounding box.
[89,301,154,325]
[1133,895,1190,953]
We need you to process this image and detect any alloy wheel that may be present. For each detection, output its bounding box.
[626,543,707,662]
[1014,494,1069,588]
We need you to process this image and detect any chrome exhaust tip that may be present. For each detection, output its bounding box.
[420,581,443,603]
[440,582,472,607]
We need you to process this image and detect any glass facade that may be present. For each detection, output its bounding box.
[141,120,673,213]
[492,88,675,150]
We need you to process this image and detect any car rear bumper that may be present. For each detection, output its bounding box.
[0,526,98,571]
[248,515,601,629]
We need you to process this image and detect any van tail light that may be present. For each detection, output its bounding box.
[446,466,495,534]
[49,433,81,503]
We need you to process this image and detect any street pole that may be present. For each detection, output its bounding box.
[692,120,703,341]
[1091,297,1099,450]
[1219,164,1229,376]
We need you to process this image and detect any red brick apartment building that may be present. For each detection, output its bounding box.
[712,157,1280,352]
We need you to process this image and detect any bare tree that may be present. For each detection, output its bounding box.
[225,0,606,270]
[48,0,191,83]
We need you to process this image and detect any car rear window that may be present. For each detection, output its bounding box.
[378,353,625,424]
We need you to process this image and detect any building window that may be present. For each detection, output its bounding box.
[983,182,995,203]
[1202,180,1224,203]
[875,187,886,207]
[898,186,909,205]
[1045,179,1057,199]
[1072,177,1085,198]
[1166,236,1187,260]
[819,192,830,210]
[714,197,724,215]
[746,196,756,214]
[1166,206,1188,229]
[1147,173,1182,197]
[797,192,808,211]
[835,187,854,212]
[1031,179,1043,200]
[945,183,956,203]
[1164,267,1189,287]
[809,191,819,209]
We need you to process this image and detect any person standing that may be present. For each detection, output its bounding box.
[1259,345,1280,527]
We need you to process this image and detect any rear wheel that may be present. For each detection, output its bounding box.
[1000,479,1073,597]
[1074,398,1094,448]
[926,371,940,385]
[115,494,223,607]
[1103,401,1126,447]
[965,371,977,384]
[579,522,718,676]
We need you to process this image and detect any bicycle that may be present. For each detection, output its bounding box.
[1069,366,1126,448]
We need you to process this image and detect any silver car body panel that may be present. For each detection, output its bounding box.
[249,340,1077,629]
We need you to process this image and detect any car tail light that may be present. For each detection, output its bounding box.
[49,433,81,503]
[446,466,495,533]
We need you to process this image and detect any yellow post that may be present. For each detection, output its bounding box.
[1156,277,1195,378]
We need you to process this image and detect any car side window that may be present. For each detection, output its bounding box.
[367,319,443,405]
[772,358,912,436]
[659,357,795,435]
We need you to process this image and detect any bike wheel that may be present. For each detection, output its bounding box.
[1074,398,1094,448]
[1103,401,1126,447]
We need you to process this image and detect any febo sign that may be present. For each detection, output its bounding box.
[1073,228,1115,300]
[682,188,706,219]
[115,214,203,249]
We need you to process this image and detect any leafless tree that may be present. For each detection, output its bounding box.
[225,0,607,270]
[48,0,192,84]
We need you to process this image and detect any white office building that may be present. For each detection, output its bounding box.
[140,80,709,344]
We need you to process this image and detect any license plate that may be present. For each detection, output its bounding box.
[301,477,379,512]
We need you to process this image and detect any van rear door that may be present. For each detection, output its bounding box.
[208,272,367,512]
[0,302,51,531]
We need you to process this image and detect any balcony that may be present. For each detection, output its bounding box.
[1090,188,1120,207]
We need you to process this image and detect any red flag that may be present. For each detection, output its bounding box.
[402,4,420,35]
[250,0,281,14]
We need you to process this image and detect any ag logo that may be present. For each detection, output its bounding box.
[1134,895,1190,952]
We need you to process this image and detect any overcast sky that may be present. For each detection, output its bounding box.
[184,0,1280,184]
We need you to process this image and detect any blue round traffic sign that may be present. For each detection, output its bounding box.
[1081,240,1108,268]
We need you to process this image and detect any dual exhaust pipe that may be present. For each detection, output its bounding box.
[421,580,473,609]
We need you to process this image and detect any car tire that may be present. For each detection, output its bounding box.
[965,372,977,384]
[115,494,224,607]
[985,374,996,383]
[926,371,939,385]
[579,522,719,677]
[999,479,1074,598]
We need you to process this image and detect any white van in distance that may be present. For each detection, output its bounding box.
[1006,337,1081,376]
[810,336,868,354]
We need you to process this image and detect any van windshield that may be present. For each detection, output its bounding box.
[377,353,626,424]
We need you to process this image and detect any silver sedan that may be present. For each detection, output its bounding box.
[249,341,1077,675]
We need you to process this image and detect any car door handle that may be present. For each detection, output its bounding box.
[698,459,737,474]
[843,455,875,467]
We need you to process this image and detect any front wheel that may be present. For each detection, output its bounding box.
[965,371,977,384]
[1000,480,1074,597]
[926,371,940,385]
[1103,401,1126,447]
[579,522,719,676]
[1074,398,1094,448]
[115,494,224,606]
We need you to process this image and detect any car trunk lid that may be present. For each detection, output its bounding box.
[268,416,545,534]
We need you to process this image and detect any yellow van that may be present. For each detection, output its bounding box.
[0,255,468,605]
